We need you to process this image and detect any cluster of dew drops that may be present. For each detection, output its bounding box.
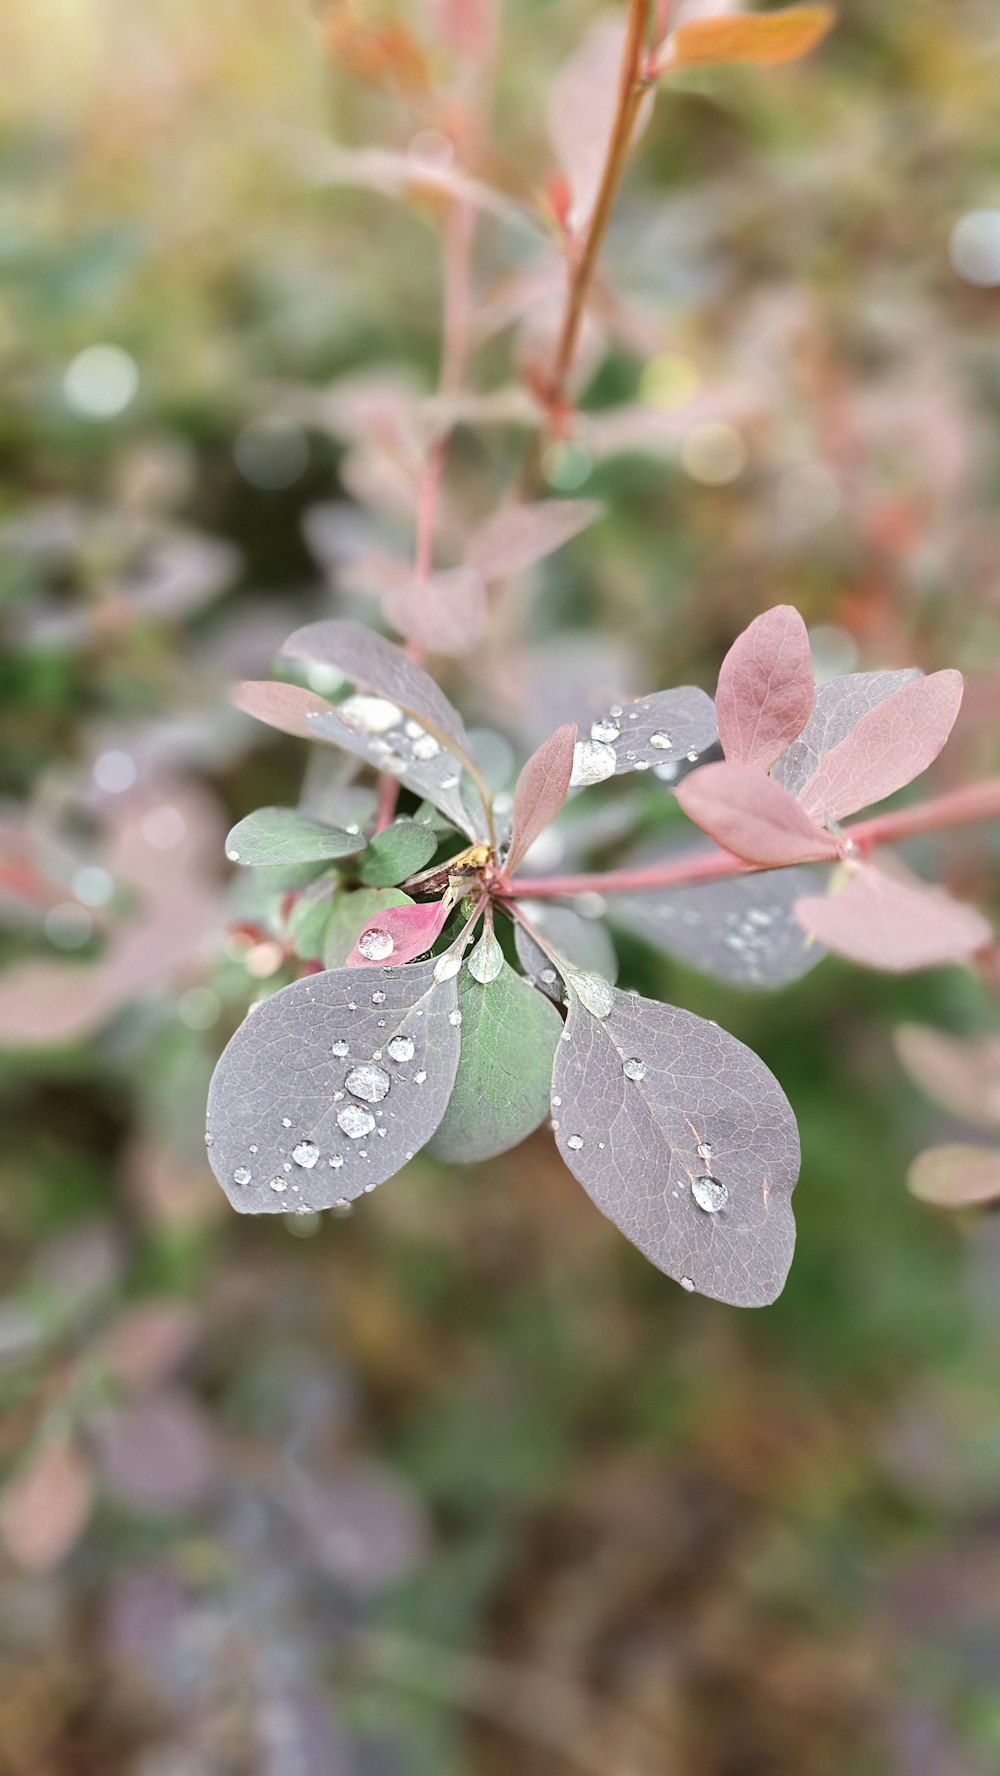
[570,703,703,789]
[339,694,461,788]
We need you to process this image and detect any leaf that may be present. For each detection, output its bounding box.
[607,864,824,989]
[795,863,991,972]
[772,668,920,799]
[506,724,577,876]
[288,874,339,960]
[572,687,719,783]
[323,888,412,968]
[464,500,602,579]
[232,679,334,741]
[547,19,655,225]
[92,1392,219,1516]
[357,821,438,887]
[715,605,814,770]
[676,761,838,864]
[1,1441,93,1571]
[283,618,473,753]
[346,898,451,967]
[552,988,800,1306]
[426,960,563,1163]
[225,808,366,868]
[908,1144,1000,1209]
[205,957,462,1211]
[513,902,619,998]
[666,5,834,71]
[895,1025,1000,1132]
[796,670,964,823]
[383,567,488,657]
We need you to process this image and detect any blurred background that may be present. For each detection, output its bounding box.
[3,1,1000,1771]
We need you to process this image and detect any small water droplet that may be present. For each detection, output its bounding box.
[345,1063,391,1103]
[331,1039,349,1057]
[679,1275,695,1292]
[552,1094,562,1107]
[440,774,459,790]
[567,1134,584,1151]
[329,1155,344,1169]
[691,1175,728,1213]
[434,952,462,981]
[449,1008,462,1026]
[371,990,386,1004]
[696,1141,713,1160]
[387,1035,415,1062]
[226,847,241,862]
[249,1144,258,1154]
[414,1069,427,1085]
[540,968,557,985]
[340,693,403,734]
[281,1117,292,1128]
[590,717,620,744]
[570,739,617,787]
[623,1057,646,1081]
[359,927,394,961]
[292,1138,320,1169]
[411,733,440,761]
[269,1175,288,1193]
[337,1103,376,1140]
[204,1132,214,1147]
[649,731,673,750]
[233,1166,252,1186]
[686,749,699,763]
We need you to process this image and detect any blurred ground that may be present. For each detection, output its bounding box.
[2,2,1000,1772]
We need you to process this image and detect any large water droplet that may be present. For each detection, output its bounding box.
[269,1175,288,1193]
[468,930,503,984]
[387,1035,415,1062]
[338,1103,376,1140]
[569,969,614,1019]
[411,733,440,761]
[590,717,620,744]
[345,1063,391,1103]
[570,739,617,788]
[679,1275,695,1292]
[359,927,394,961]
[292,1138,320,1169]
[233,1165,252,1186]
[434,952,462,982]
[339,693,403,734]
[691,1175,728,1214]
[649,730,673,750]
[622,1057,646,1081]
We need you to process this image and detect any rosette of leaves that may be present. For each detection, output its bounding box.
[206,606,991,1308]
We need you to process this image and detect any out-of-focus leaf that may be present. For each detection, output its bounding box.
[287,1460,427,1593]
[796,670,964,823]
[99,1302,199,1392]
[908,1144,1000,1209]
[289,874,339,960]
[715,605,814,770]
[324,888,412,968]
[0,1441,93,1571]
[225,807,366,868]
[676,760,837,864]
[464,499,601,579]
[346,898,451,967]
[427,961,562,1163]
[547,19,654,225]
[795,863,991,971]
[513,901,619,998]
[664,5,834,71]
[552,987,800,1306]
[284,619,471,753]
[572,687,718,783]
[772,668,921,799]
[506,724,576,876]
[232,679,334,741]
[895,1025,1000,1132]
[607,864,824,988]
[383,567,488,656]
[205,958,462,1212]
[357,821,438,887]
[93,1391,219,1516]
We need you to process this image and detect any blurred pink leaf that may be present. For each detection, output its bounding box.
[346,899,451,967]
[715,605,814,770]
[288,1460,427,1594]
[908,1144,1000,1209]
[547,20,654,227]
[895,1025,1000,1132]
[506,723,577,876]
[0,1441,93,1571]
[795,863,991,972]
[464,499,601,579]
[232,680,333,742]
[676,761,838,865]
[100,1301,200,1392]
[797,670,964,823]
[383,567,488,656]
[93,1391,219,1516]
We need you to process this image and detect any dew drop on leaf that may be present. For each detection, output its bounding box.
[291,1139,320,1169]
[433,952,462,982]
[570,739,617,786]
[269,1175,287,1193]
[233,1166,252,1186]
[590,718,621,743]
[387,1035,415,1062]
[567,1134,584,1150]
[568,969,615,1019]
[345,1063,391,1103]
[339,694,403,734]
[649,731,673,750]
[331,1039,349,1057]
[337,1104,376,1140]
[622,1057,646,1081]
[359,927,394,961]
[691,1175,728,1213]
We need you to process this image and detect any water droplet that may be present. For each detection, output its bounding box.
[226,847,241,862]
[449,1008,462,1026]
[249,1144,258,1154]
[359,927,394,961]
[204,1132,214,1147]
[468,930,503,984]
[411,733,440,761]
[552,1094,562,1107]
[292,1138,320,1169]
[339,693,403,734]
[232,1166,252,1186]
[567,1134,584,1151]
[590,718,620,744]
[696,1141,712,1160]
[569,970,614,1019]
[337,1103,376,1140]
[371,991,386,1005]
[649,731,673,750]
[331,1039,349,1057]
[679,1275,695,1292]
[434,952,462,981]
[634,759,650,771]
[387,1035,415,1062]
[281,1117,292,1128]
[345,1063,391,1103]
[570,739,617,787]
[329,1155,344,1169]
[623,1057,646,1081]
[414,1069,427,1085]
[691,1175,728,1214]
[269,1175,288,1193]
[686,749,699,763]
[441,774,459,790]
[540,968,557,985]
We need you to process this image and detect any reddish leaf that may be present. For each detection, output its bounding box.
[547,19,654,225]
[100,1302,200,1392]
[664,5,834,71]
[797,670,963,823]
[232,679,333,741]
[676,760,838,865]
[715,605,814,770]
[93,1391,219,1516]
[346,899,451,968]
[908,1144,1000,1209]
[464,500,601,580]
[1,1441,93,1571]
[795,863,991,972]
[895,1025,1000,1132]
[383,567,488,656]
[772,668,920,799]
[506,724,577,876]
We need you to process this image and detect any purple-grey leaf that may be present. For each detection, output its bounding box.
[572,688,719,785]
[282,620,472,755]
[205,959,462,1213]
[552,988,800,1306]
[92,1391,219,1516]
[307,702,483,840]
[513,902,619,1001]
[287,1459,427,1594]
[772,669,921,799]
[606,866,824,989]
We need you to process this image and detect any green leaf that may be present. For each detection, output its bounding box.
[287,874,339,959]
[226,807,366,868]
[358,820,438,887]
[427,960,562,1164]
[323,888,414,968]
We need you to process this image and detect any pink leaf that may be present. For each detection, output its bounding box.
[1,1442,93,1571]
[676,761,838,865]
[895,1025,1000,1133]
[346,899,451,968]
[715,605,814,770]
[908,1144,1000,1209]
[506,724,577,876]
[546,20,654,226]
[464,500,601,580]
[797,670,964,823]
[232,680,333,741]
[383,567,488,657]
[795,863,992,972]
